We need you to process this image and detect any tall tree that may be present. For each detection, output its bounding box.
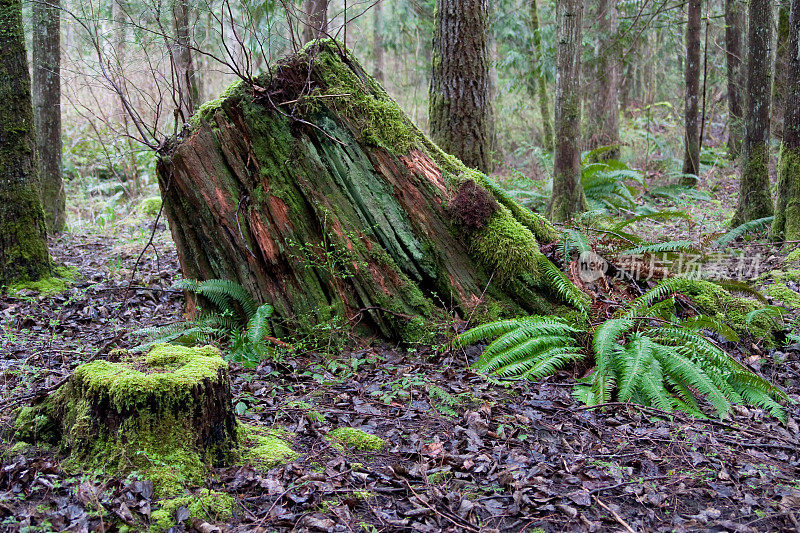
[725,0,745,157]
[429,0,493,173]
[0,0,52,285]
[527,0,554,151]
[302,0,328,43]
[32,0,65,233]
[584,0,620,158]
[771,0,800,240]
[682,0,702,180]
[546,0,587,221]
[172,0,199,121]
[772,0,791,139]
[372,0,384,83]
[732,0,774,226]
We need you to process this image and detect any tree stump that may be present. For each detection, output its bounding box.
[14,344,237,496]
[157,40,585,341]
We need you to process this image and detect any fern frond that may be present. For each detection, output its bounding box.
[655,348,732,418]
[176,278,258,320]
[622,277,700,317]
[475,334,573,373]
[615,335,655,401]
[455,316,571,346]
[561,229,591,261]
[714,216,774,249]
[247,303,275,344]
[710,280,769,304]
[538,258,591,312]
[612,210,690,231]
[620,240,696,256]
[592,318,634,374]
[679,315,740,342]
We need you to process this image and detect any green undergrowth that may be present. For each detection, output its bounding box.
[456,277,790,421]
[138,196,163,216]
[8,265,77,295]
[761,270,800,309]
[149,490,235,532]
[238,423,298,469]
[327,427,386,452]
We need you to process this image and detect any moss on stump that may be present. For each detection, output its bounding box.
[15,344,239,497]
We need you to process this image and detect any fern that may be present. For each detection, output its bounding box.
[612,210,690,231]
[459,277,788,421]
[620,240,696,256]
[536,259,591,313]
[713,216,774,249]
[176,278,258,319]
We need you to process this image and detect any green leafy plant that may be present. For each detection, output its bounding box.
[132,279,275,367]
[580,153,644,212]
[455,278,789,421]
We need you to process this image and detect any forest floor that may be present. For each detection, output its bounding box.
[2,167,800,532]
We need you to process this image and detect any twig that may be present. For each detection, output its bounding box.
[402,478,481,533]
[593,495,636,533]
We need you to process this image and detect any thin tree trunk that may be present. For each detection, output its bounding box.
[303,0,328,43]
[528,0,554,151]
[546,0,587,221]
[682,0,702,182]
[584,0,620,158]
[0,0,52,285]
[372,0,384,83]
[732,0,774,226]
[771,0,800,240]
[429,0,492,173]
[32,0,65,232]
[772,0,791,139]
[725,0,745,157]
[172,0,199,122]
[112,0,141,191]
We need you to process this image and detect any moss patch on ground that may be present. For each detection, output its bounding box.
[138,196,163,216]
[8,265,77,295]
[327,427,386,451]
[149,490,235,532]
[762,270,800,309]
[238,423,298,469]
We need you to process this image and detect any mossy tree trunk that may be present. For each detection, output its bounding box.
[771,0,800,241]
[429,0,493,174]
[682,0,702,181]
[527,0,554,152]
[772,0,791,140]
[584,0,620,159]
[0,0,52,286]
[546,0,587,222]
[725,0,745,158]
[157,41,578,342]
[32,0,65,233]
[731,0,774,227]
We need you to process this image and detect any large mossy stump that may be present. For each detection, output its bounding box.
[157,39,586,343]
[14,344,238,497]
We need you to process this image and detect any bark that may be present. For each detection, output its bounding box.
[172,0,199,121]
[372,0,384,83]
[157,42,574,342]
[772,1,791,139]
[0,0,51,285]
[546,0,587,221]
[584,0,620,158]
[32,0,65,233]
[771,0,800,240]
[732,0,774,227]
[682,0,702,181]
[725,0,745,157]
[303,0,328,43]
[527,0,554,151]
[429,0,493,173]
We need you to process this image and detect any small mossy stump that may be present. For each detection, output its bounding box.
[14,344,238,496]
[157,39,578,342]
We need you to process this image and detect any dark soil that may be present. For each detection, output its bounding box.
[2,215,800,533]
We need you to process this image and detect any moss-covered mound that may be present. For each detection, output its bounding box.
[14,344,239,497]
[327,427,386,451]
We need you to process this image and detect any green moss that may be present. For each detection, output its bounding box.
[13,405,57,443]
[327,427,386,451]
[472,206,544,282]
[188,80,245,129]
[150,490,235,532]
[8,265,77,295]
[762,270,800,308]
[786,247,800,263]
[71,344,227,412]
[238,424,298,469]
[139,196,163,216]
[427,470,453,485]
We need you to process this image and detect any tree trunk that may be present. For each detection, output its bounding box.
[429,0,493,173]
[725,0,745,157]
[303,0,328,43]
[372,0,384,83]
[584,0,620,158]
[732,0,774,227]
[172,0,199,122]
[0,0,51,286]
[772,0,791,140]
[528,0,554,151]
[771,0,800,241]
[157,41,576,343]
[682,0,702,181]
[32,0,65,233]
[546,0,587,221]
